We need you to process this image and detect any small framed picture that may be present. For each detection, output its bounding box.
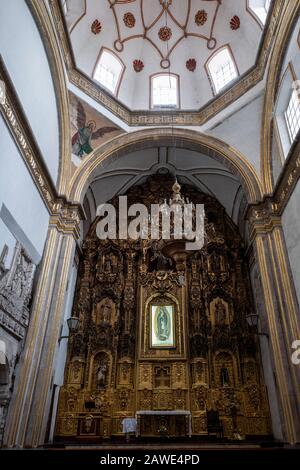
[150,304,175,348]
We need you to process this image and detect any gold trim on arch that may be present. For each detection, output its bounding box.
[26,0,71,195]
[67,129,263,205]
[261,1,300,194]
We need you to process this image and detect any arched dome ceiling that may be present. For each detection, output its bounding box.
[63,0,268,111]
[83,146,245,226]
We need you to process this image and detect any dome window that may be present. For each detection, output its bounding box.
[247,0,272,27]
[151,73,179,109]
[285,89,300,143]
[206,46,238,95]
[93,49,124,95]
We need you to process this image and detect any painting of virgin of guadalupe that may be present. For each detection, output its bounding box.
[151,305,175,348]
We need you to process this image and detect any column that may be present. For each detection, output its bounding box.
[3,204,81,447]
[248,201,300,444]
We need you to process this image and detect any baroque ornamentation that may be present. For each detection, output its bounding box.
[48,0,285,126]
[91,19,102,34]
[186,58,196,71]
[195,10,208,26]
[123,12,136,28]
[55,176,271,441]
[133,59,144,72]
[230,16,240,31]
[158,26,172,42]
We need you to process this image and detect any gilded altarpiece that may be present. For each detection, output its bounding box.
[55,176,271,441]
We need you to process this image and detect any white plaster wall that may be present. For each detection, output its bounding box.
[0,115,49,261]
[282,179,300,309]
[207,94,263,176]
[0,0,60,184]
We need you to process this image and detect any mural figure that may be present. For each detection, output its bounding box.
[72,101,118,157]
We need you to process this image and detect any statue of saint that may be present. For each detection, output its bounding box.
[215,300,226,325]
[101,303,111,323]
[157,306,170,341]
[104,253,115,273]
[97,361,107,387]
[220,364,230,387]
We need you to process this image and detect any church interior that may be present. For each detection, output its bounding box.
[0,0,300,456]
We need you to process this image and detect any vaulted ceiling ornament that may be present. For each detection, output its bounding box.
[109,0,221,69]
[91,19,102,35]
[230,15,240,31]
[186,58,197,72]
[158,26,172,41]
[133,59,144,72]
[123,12,136,28]
[195,9,208,26]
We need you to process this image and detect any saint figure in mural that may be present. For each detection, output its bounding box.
[157,306,170,341]
[72,101,118,157]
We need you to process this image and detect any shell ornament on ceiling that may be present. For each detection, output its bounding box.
[109,0,224,69]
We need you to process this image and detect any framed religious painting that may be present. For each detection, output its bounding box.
[150,304,175,348]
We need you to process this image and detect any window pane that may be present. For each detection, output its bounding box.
[94,50,123,94]
[152,75,178,108]
[285,90,300,143]
[208,48,238,94]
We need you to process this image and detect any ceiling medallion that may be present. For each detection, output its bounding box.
[158,26,172,41]
[230,16,240,30]
[195,9,208,26]
[186,58,197,72]
[123,12,136,28]
[91,19,102,35]
[133,59,144,72]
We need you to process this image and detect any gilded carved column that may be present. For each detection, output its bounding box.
[3,204,81,448]
[248,200,300,443]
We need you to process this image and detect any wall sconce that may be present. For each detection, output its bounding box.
[246,313,269,338]
[59,316,80,343]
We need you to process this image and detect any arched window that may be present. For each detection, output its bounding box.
[206,46,238,95]
[151,73,179,109]
[93,49,124,95]
[247,0,272,27]
[285,89,300,143]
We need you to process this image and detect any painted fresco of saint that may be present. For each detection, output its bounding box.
[72,100,118,157]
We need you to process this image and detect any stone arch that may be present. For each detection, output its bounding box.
[261,3,300,193]
[27,0,71,193]
[68,128,263,204]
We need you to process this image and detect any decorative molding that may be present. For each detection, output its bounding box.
[261,1,300,193]
[26,0,72,195]
[0,57,84,240]
[68,128,263,204]
[48,0,284,127]
[246,137,300,238]
[0,56,57,212]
